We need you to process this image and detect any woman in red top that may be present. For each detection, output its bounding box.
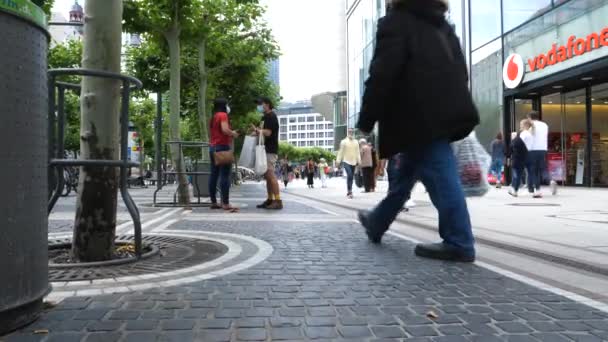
[209,98,239,212]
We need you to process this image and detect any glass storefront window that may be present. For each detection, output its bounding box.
[447,0,465,46]
[471,38,503,148]
[591,83,608,186]
[503,0,552,33]
[471,0,501,50]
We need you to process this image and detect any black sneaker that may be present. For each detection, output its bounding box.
[358,210,384,244]
[414,243,475,263]
[256,199,272,209]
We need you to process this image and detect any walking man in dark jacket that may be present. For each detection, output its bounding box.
[357,0,479,262]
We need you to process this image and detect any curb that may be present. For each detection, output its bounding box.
[287,190,608,277]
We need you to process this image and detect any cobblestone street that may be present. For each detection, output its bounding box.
[5,184,608,341]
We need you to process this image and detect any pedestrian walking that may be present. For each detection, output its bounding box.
[360,139,374,192]
[280,159,291,188]
[356,0,479,262]
[252,97,283,210]
[336,129,361,199]
[527,111,549,198]
[208,98,240,213]
[490,132,505,188]
[306,159,315,188]
[508,120,532,197]
[318,158,329,188]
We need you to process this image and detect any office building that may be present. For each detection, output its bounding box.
[276,103,335,151]
[267,59,280,93]
[347,0,608,187]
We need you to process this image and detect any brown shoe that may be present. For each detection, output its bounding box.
[266,200,283,210]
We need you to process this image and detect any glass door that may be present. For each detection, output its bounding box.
[542,89,589,186]
[591,83,608,186]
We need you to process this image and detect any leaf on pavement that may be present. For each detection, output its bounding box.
[426,311,439,319]
[34,329,49,335]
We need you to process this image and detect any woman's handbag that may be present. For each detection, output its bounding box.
[214,150,234,166]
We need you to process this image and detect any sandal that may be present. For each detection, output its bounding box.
[210,203,222,210]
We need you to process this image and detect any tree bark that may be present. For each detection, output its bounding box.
[72,0,123,262]
[164,20,190,205]
[197,39,209,143]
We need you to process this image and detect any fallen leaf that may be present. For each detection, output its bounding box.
[43,301,56,310]
[34,329,49,335]
[426,311,439,319]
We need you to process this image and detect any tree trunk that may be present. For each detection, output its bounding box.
[164,22,190,205]
[197,39,209,143]
[72,0,123,262]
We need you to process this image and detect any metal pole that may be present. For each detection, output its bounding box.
[48,75,56,200]
[156,92,163,191]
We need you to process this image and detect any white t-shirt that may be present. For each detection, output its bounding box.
[520,130,534,151]
[530,120,548,151]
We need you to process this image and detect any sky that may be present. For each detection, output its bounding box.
[260,0,347,103]
[52,0,347,103]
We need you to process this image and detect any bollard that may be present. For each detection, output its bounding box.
[0,1,50,335]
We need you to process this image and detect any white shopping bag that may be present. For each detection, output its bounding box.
[238,136,257,169]
[254,131,267,176]
[452,132,491,197]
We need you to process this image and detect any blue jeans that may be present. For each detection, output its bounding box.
[511,164,525,191]
[490,159,503,183]
[526,151,546,192]
[343,163,355,193]
[367,140,475,255]
[209,145,232,205]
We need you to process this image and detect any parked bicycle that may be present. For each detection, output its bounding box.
[61,166,79,197]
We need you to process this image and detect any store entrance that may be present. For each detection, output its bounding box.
[541,90,588,186]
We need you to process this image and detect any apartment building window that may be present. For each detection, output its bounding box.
[298,125,305,130]
[298,141,305,147]
[290,133,297,139]
[327,123,333,129]
[289,117,296,123]
[280,125,286,133]
[298,117,305,123]
[280,118,287,125]
[307,141,314,147]
[307,133,314,138]
[307,116,315,122]
[308,124,314,130]
[299,133,305,139]
[326,132,334,138]
[316,124,323,130]
[280,134,287,141]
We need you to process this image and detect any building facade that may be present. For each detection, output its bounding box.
[267,59,280,93]
[276,104,335,152]
[347,0,608,187]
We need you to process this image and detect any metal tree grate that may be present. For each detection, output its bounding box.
[48,235,228,282]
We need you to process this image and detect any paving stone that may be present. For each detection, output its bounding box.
[177,309,210,318]
[531,333,570,342]
[50,320,88,331]
[199,319,232,329]
[197,329,232,342]
[496,322,534,333]
[308,307,336,317]
[437,325,469,335]
[4,335,46,342]
[125,301,155,310]
[278,308,306,317]
[161,319,195,330]
[270,327,305,340]
[124,319,159,331]
[527,321,565,332]
[556,320,592,331]
[73,309,108,320]
[503,335,540,342]
[159,331,195,342]
[370,326,406,338]
[304,326,338,339]
[338,326,373,338]
[236,328,267,341]
[84,332,121,342]
[123,332,159,342]
[468,336,503,342]
[191,300,219,308]
[214,309,243,318]
[236,318,266,328]
[245,308,274,317]
[141,310,175,319]
[432,336,469,342]
[563,333,603,342]
[108,310,141,320]
[86,320,123,331]
[46,332,86,342]
[404,325,439,337]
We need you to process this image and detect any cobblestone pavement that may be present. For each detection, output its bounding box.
[5,184,608,341]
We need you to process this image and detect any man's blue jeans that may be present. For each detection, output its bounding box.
[367,140,475,255]
[209,145,232,205]
[490,159,503,183]
[343,163,355,193]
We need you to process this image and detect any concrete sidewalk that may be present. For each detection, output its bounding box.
[285,177,608,274]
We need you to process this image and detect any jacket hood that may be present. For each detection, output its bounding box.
[393,0,448,25]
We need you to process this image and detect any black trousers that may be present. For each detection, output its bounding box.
[361,167,374,192]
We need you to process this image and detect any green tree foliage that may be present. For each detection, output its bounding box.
[278,142,336,163]
[48,39,83,153]
[31,0,54,17]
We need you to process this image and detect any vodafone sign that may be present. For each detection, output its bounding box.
[503,26,608,89]
[503,54,524,89]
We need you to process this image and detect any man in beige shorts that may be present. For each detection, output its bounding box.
[253,97,282,210]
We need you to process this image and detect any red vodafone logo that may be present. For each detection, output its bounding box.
[503,54,524,89]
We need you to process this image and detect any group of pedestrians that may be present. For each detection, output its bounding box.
[489,112,554,198]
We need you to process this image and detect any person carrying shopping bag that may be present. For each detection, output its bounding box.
[208,98,239,213]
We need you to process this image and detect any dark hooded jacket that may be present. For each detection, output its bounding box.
[357,0,478,158]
